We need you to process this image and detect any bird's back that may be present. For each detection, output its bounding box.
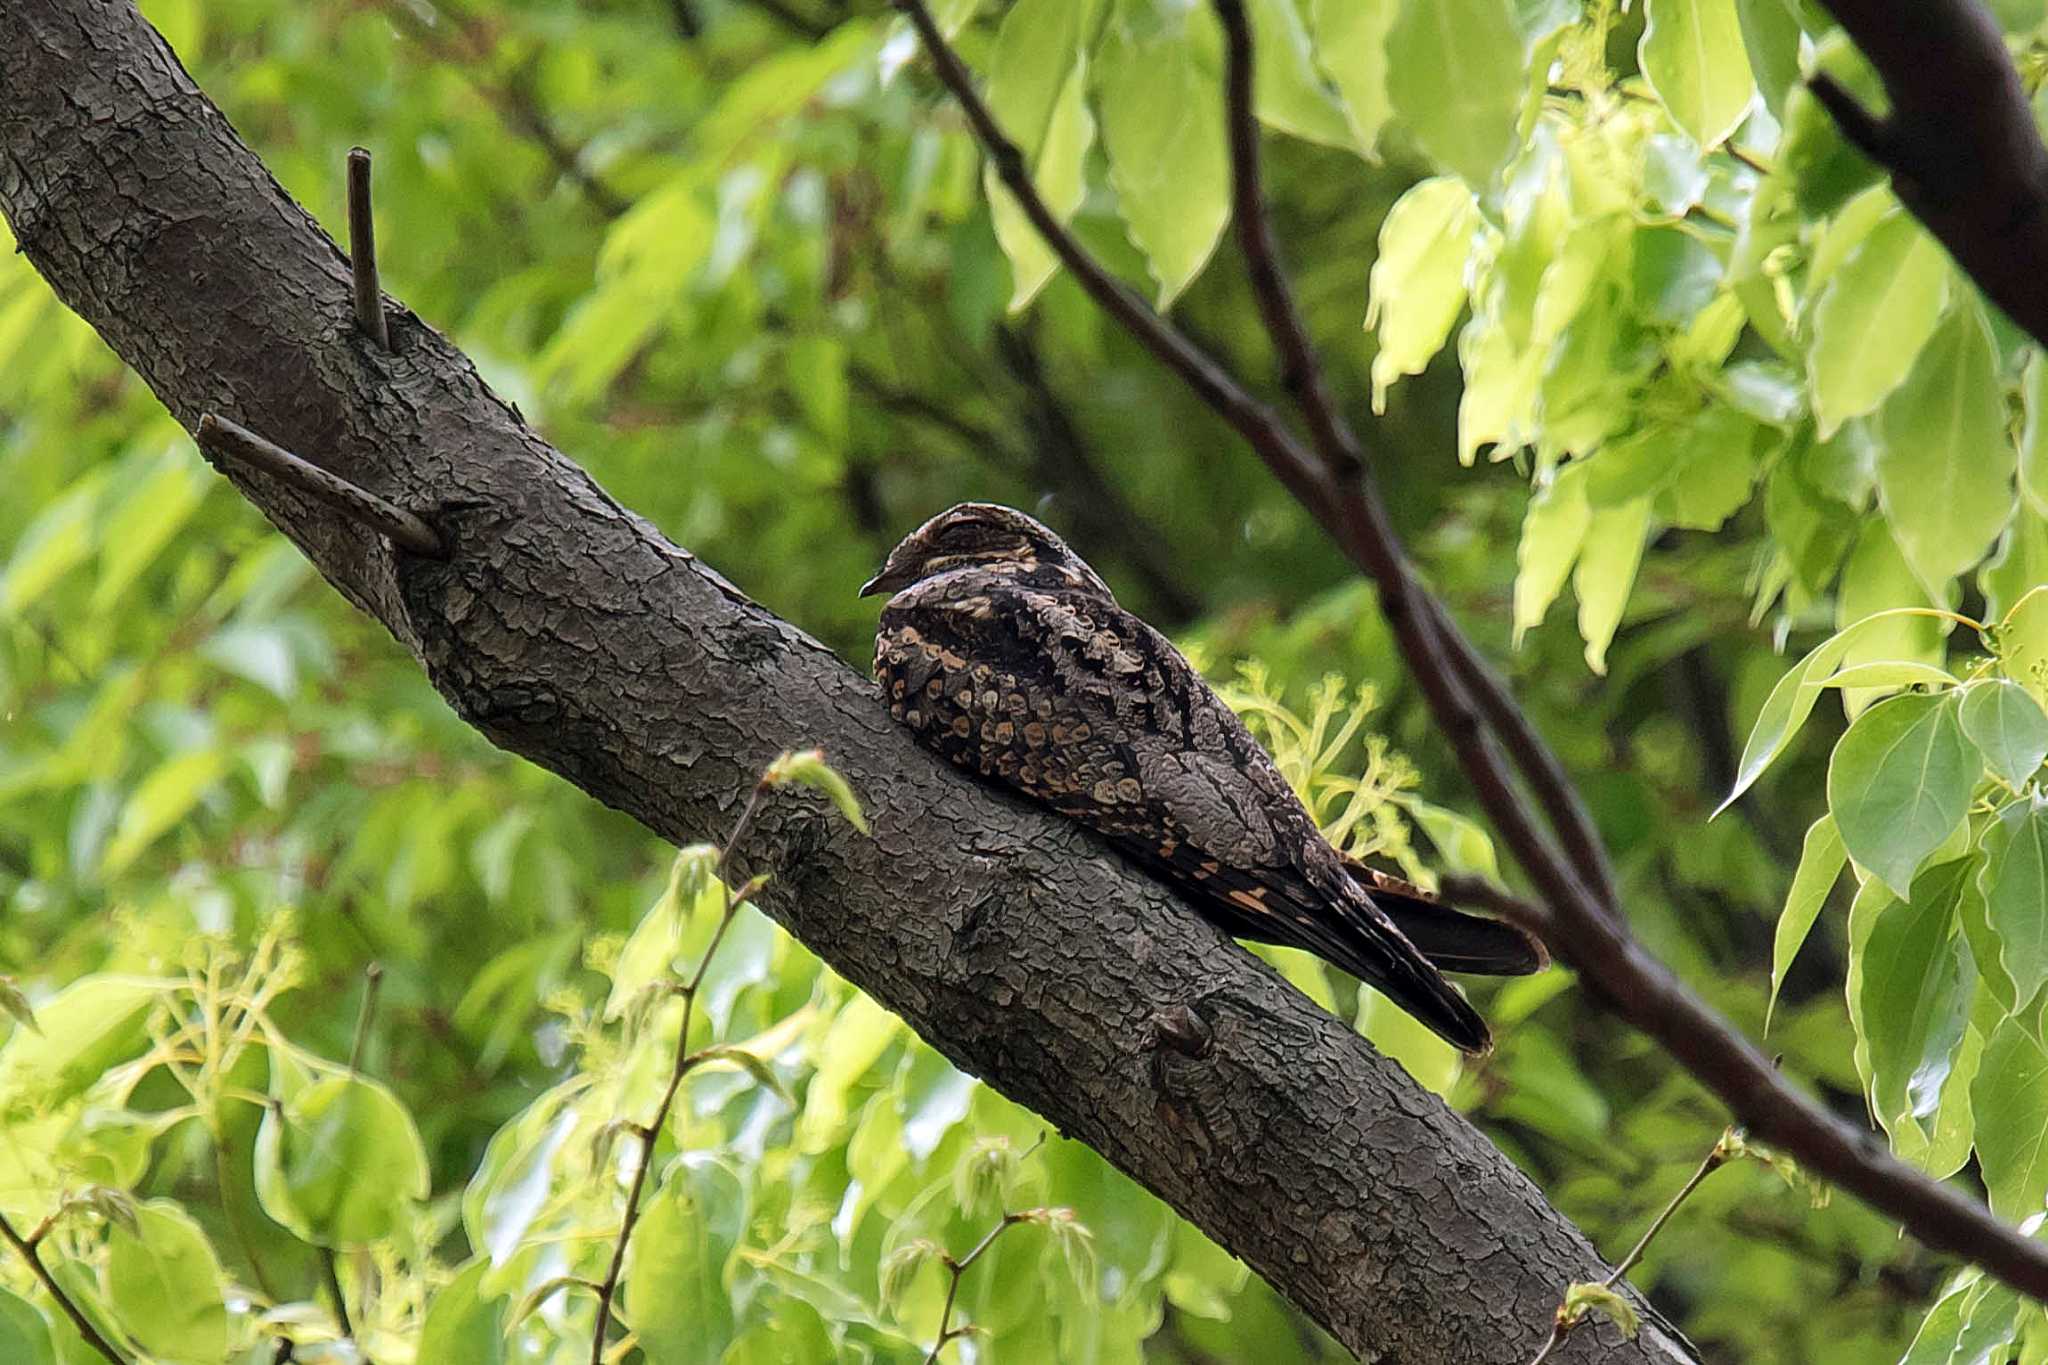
[875,564,1491,1053]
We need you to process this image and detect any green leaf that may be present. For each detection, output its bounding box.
[1982,802,2048,1009]
[101,1202,228,1365]
[1513,461,1592,645]
[1734,0,1802,115]
[1367,177,1481,410]
[691,1042,793,1101]
[1999,585,2048,708]
[1767,814,1845,1033]
[1827,692,1978,897]
[1961,680,2048,789]
[1974,1014,2048,1219]
[417,1259,506,1365]
[623,1157,747,1363]
[0,975,164,1108]
[1878,302,2017,590]
[2022,349,2048,517]
[1777,32,1887,218]
[0,1287,56,1365]
[1835,522,1952,719]
[1573,496,1651,675]
[254,1073,431,1245]
[0,474,105,617]
[0,976,38,1036]
[1640,0,1756,150]
[1312,0,1398,155]
[1244,0,1353,148]
[1095,0,1229,308]
[983,0,1103,310]
[1807,210,1949,439]
[1852,858,1973,1148]
[99,749,228,878]
[1718,606,1950,813]
[1899,1283,1973,1365]
[1385,0,1526,187]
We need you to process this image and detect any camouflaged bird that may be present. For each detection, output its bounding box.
[862,502,1544,1054]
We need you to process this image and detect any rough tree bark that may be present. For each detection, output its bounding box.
[0,2,1699,1361]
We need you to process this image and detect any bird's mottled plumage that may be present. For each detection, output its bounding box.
[863,503,1542,1054]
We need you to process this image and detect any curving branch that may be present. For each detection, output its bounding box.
[0,1,1693,1359]
[1811,0,2048,349]
[890,0,2048,1309]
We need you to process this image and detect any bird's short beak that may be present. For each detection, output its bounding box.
[858,568,893,598]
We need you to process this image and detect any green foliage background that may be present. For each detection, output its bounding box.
[4,0,2048,1360]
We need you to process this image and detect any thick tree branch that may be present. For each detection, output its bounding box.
[891,0,2048,1310]
[1813,0,2048,348]
[0,1,1692,1359]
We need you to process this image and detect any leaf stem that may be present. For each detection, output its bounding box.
[0,1209,127,1364]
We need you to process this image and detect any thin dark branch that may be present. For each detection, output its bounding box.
[1812,0,2048,349]
[589,778,772,1362]
[666,0,702,39]
[195,415,447,559]
[894,0,2048,1308]
[345,147,389,351]
[1528,1133,1733,1365]
[0,1210,127,1363]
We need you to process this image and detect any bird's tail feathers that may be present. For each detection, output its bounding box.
[1342,857,1548,976]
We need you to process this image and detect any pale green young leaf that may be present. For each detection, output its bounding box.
[2022,350,2048,518]
[1960,870,2020,1016]
[692,1042,794,1102]
[1807,210,1949,438]
[1385,0,1526,187]
[1095,0,1230,308]
[1512,461,1592,645]
[1827,693,1978,898]
[1560,1281,1641,1338]
[1640,0,1755,150]
[1366,178,1481,409]
[1312,0,1398,155]
[1981,802,2048,1008]
[1245,0,1353,148]
[764,747,870,832]
[0,976,37,1036]
[1817,661,1959,691]
[1878,302,2017,590]
[1951,1284,2025,1365]
[1767,814,1845,1034]
[984,0,1103,309]
[0,475,104,617]
[1960,680,2048,788]
[1974,1013,2048,1219]
[1573,496,1651,675]
[102,1202,229,1365]
[1656,407,1763,531]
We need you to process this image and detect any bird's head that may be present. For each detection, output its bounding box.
[860,502,1111,600]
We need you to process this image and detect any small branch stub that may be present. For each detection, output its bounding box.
[194,414,447,559]
[346,147,390,351]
